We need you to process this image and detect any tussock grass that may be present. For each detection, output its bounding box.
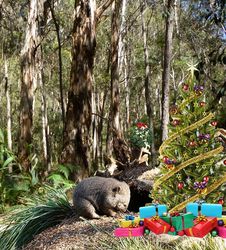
[0,186,73,250]
[96,234,226,250]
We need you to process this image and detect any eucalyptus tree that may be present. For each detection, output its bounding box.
[18,0,52,171]
[61,0,114,180]
[161,0,177,142]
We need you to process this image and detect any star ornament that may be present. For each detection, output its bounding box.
[186,62,199,78]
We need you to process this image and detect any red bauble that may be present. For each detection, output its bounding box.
[170,227,175,232]
[178,182,184,189]
[172,119,180,126]
[178,230,185,236]
[223,160,226,165]
[218,199,224,205]
[210,121,218,126]
[182,84,189,91]
[189,141,197,147]
[199,101,206,107]
[163,156,169,163]
[203,176,209,182]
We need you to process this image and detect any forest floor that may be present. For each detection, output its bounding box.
[24,214,226,250]
[24,216,120,250]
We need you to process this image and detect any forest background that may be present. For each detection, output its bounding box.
[0,0,225,211]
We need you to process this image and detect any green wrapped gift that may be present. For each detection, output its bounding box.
[168,231,177,236]
[160,212,194,232]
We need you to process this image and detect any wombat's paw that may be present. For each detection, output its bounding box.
[91,213,101,219]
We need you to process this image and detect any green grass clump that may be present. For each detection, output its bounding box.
[0,186,73,250]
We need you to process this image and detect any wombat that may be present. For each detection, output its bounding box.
[73,176,130,219]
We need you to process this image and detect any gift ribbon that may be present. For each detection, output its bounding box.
[151,216,160,221]
[128,228,132,237]
[170,212,180,217]
[188,227,194,236]
[197,215,207,222]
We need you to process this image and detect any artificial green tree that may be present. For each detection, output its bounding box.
[152,72,226,212]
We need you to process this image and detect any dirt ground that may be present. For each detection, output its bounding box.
[24,216,120,250]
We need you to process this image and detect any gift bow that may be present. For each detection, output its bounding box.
[151,215,160,221]
[197,215,207,222]
[170,212,180,217]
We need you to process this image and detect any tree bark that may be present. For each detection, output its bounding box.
[161,0,175,142]
[108,0,131,164]
[140,1,156,167]
[19,0,42,171]
[39,46,51,172]
[61,0,97,180]
[49,3,65,127]
[4,55,12,173]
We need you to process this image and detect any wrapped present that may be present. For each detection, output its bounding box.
[168,231,177,236]
[217,216,226,224]
[144,216,170,234]
[118,216,142,228]
[168,226,177,236]
[114,226,144,237]
[216,226,226,238]
[139,204,167,219]
[184,216,217,238]
[161,212,194,232]
[186,202,222,217]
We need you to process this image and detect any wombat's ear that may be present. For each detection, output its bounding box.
[112,186,120,194]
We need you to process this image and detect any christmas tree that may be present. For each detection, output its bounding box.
[152,70,226,212]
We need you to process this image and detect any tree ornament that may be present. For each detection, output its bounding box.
[211,230,217,237]
[170,227,175,232]
[172,119,180,126]
[218,220,224,226]
[139,221,144,226]
[178,182,184,189]
[210,121,217,126]
[163,156,169,163]
[188,140,197,147]
[199,101,206,107]
[178,230,185,236]
[194,85,204,95]
[223,159,226,165]
[144,229,150,235]
[169,105,178,115]
[167,165,175,170]
[218,199,224,205]
[182,83,189,91]
[203,176,209,182]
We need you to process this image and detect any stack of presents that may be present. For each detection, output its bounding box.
[114,202,226,238]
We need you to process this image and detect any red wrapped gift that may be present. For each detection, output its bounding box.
[184,216,217,238]
[144,216,171,235]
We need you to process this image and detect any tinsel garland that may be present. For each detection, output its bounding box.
[169,172,226,212]
[159,112,214,155]
[153,145,224,189]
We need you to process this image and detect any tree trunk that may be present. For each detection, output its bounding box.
[49,3,65,127]
[109,0,131,164]
[161,0,175,142]
[140,1,156,167]
[39,46,51,172]
[60,0,97,180]
[18,0,51,171]
[19,0,41,171]
[4,56,12,173]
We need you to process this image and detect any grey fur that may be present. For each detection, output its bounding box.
[73,176,130,219]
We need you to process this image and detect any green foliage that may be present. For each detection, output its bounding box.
[0,186,73,250]
[0,129,43,212]
[47,164,75,191]
[128,122,152,149]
